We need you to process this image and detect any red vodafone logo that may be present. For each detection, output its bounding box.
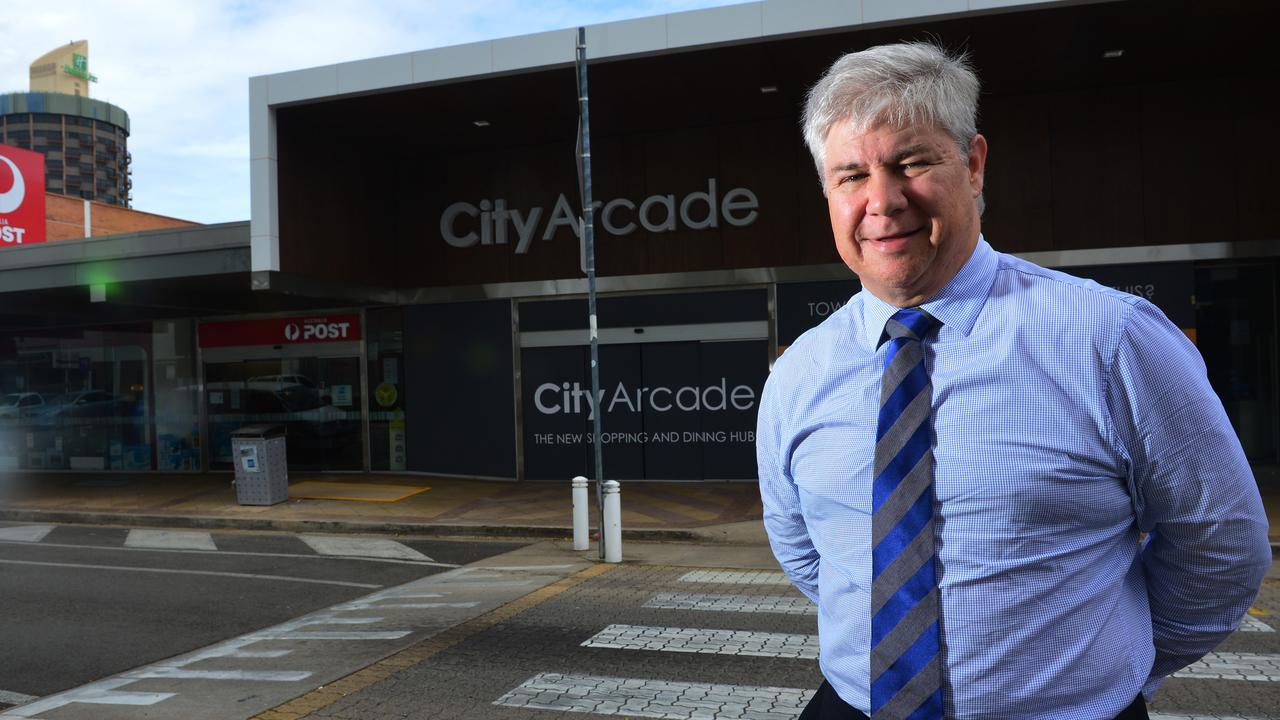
[0,144,46,247]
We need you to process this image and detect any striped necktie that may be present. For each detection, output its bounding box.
[871,307,943,720]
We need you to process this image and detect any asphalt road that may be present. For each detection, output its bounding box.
[0,522,523,702]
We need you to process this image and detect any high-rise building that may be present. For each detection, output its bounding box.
[0,41,131,206]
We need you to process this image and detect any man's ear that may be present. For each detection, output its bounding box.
[968,133,988,197]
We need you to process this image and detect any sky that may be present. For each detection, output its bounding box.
[0,1,744,224]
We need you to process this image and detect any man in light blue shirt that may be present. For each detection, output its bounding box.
[757,42,1271,720]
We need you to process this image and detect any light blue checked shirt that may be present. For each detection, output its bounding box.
[758,237,1271,719]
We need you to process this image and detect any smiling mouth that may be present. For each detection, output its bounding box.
[866,227,924,242]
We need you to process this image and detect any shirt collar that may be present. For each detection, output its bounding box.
[857,235,998,349]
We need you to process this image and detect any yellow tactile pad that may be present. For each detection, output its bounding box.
[288,480,431,503]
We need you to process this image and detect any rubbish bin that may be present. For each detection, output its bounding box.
[231,424,288,505]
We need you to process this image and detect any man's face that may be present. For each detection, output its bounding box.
[822,121,987,308]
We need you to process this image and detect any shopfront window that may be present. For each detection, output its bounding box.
[152,320,200,471]
[0,325,154,471]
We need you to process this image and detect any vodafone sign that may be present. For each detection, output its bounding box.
[0,144,46,247]
[199,314,363,348]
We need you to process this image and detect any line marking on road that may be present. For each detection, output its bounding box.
[678,569,791,585]
[125,529,217,551]
[583,624,819,660]
[373,602,481,609]
[1173,652,1280,682]
[494,672,815,718]
[0,558,381,589]
[295,617,383,626]
[1238,616,1275,633]
[0,538,461,568]
[465,564,577,571]
[644,592,815,615]
[0,690,35,706]
[0,525,54,543]
[254,631,412,641]
[128,669,311,682]
[0,678,174,718]
[251,563,610,720]
[413,579,534,589]
[1151,715,1272,720]
[299,535,435,562]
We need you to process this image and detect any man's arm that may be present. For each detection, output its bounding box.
[1105,299,1271,688]
[757,371,821,602]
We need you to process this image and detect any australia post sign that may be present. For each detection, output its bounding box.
[198,314,362,348]
[0,144,46,247]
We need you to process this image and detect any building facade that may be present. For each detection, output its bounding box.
[0,0,1276,485]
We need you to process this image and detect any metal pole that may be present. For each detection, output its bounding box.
[576,27,607,560]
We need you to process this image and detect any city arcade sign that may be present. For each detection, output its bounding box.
[440,177,758,255]
[0,144,47,247]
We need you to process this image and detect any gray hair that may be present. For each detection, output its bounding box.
[803,41,980,181]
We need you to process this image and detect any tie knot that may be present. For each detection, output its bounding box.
[884,307,939,343]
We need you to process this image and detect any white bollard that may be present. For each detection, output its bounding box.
[571,475,590,551]
[602,480,622,563]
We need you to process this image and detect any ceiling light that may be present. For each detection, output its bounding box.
[1102,49,1125,59]
[760,85,778,94]
[472,120,490,127]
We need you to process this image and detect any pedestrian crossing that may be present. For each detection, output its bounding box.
[494,568,1280,720]
[0,522,448,565]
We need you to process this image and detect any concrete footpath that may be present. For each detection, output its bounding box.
[0,471,770,544]
[1,470,1277,547]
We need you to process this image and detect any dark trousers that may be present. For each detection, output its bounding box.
[798,680,1149,720]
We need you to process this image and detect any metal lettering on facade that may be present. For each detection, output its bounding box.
[439,178,759,254]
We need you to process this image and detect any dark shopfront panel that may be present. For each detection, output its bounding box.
[403,300,516,479]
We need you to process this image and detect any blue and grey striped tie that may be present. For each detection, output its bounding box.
[871,307,943,720]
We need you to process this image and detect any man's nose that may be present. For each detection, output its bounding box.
[866,171,907,216]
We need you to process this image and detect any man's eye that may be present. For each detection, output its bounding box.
[840,173,868,185]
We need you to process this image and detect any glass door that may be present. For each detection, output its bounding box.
[205,355,363,471]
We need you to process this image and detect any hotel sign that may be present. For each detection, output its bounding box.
[62,53,98,83]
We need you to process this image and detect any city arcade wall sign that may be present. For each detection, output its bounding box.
[0,144,47,247]
[440,177,759,255]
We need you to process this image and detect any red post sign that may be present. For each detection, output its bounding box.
[198,314,363,348]
[0,144,46,247]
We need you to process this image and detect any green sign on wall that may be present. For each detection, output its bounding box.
[62,54,98,83]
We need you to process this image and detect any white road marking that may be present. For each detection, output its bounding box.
[255,630,412,641]
[0,558,380,589]
[583,624,819,660]
[678,569,791,585]
[300,535,434,562]
[0,525,54,543]
[0,538,460,567]
[373,602,480,609]
[644,592,815,615]
[494,672,814,718]
[468,564,576,571]
[1173,652,1280,682]
[125,529,216,551]
[0,690,35,705]
[1152,715,1271,720]
[0,678,174,718]
[129,668,310,682]
[1238,616,1275,633]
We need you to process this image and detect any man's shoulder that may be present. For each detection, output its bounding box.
[992,252,1145,315]
[774,294,864,380]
